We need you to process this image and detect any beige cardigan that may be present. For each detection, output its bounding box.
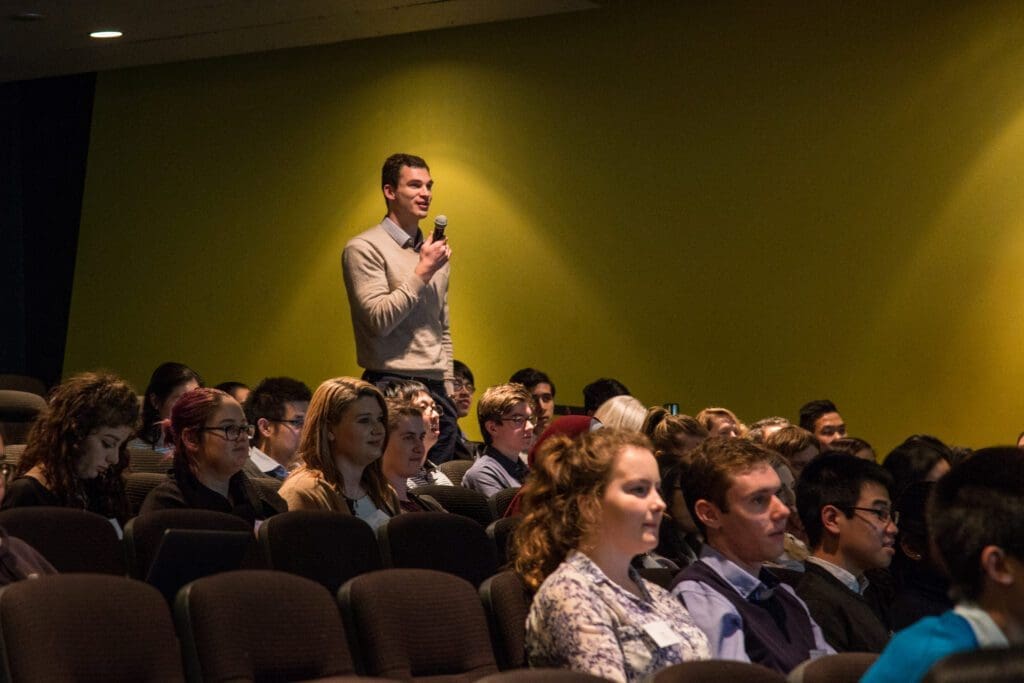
[278,465,399,516]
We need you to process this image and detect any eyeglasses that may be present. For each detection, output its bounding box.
[269,418,305,429]
[845,506,899,527]
[451,380,474,393]
[499,415,536,427]
[197,424,255,441]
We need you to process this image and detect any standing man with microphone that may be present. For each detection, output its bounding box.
[342,153,459,463]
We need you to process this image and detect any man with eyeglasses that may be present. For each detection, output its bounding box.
[794,453,897,653]
[342,153,459,464]
[242,377,311,481]
[462,384,535,497]
[450,360,483,460]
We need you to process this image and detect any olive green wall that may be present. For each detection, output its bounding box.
[67,0,1024,449]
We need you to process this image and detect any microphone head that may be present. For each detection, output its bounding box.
[434,215,448,229]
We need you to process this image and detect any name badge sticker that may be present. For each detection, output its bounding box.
[643,620,682,648]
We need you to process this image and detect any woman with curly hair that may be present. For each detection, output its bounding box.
[514,428,709,682]
[278,377,398,530]
[140,387,284,523]
[3,372,138,524]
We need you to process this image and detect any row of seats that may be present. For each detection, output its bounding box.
[0,567,840,682]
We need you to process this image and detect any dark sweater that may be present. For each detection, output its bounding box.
[139,469,285,523]
[795,561,891,652]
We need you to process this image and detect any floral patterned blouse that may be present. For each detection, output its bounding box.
[526,550,711,682]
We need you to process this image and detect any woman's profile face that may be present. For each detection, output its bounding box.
[590,446,666,558]
[156,379,199,419]
[74,424,133,479]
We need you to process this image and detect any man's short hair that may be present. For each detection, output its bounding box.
[798,399,838,432]
[477,383,533,445]
[244,377,312,425]
[746,416,791,443]
[679,437,781,536]
[796,453,895,549]
[583,378,630,414]
[453,359,474,387]
[765,426,819,462]
[929,447,1024,601]
[509,368,555,397]
[381,153,428,191]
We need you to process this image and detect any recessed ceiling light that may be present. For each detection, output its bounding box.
[89,30,123,39]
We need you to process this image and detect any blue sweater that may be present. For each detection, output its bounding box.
[860,611,978,683]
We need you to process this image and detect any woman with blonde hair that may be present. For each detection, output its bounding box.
[4,372,138,525]
[593,395,648,432]
[515,428,709,681]
[278,377,398,530]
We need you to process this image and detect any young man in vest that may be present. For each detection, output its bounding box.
[671,437,833,673]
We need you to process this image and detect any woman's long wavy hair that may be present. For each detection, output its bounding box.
[296,377,391,508]
[513,428,653,591]
[17,372,139,521]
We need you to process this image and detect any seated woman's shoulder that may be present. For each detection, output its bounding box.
[2,476,60,509]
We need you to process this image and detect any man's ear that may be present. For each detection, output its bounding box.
[981,545,1016,587]
[821,505,843,536]
[694,499,721,530]
[485,419,500,440]
[383,184,397,202]
[257,417,273,439]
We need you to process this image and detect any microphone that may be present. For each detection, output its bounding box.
[432,215,448,242]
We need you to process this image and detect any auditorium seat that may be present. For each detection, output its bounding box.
[123,508,254,579]
[338,568,500,681]
[413,484,493,527]
[486,515,522,567]
[378,511,498,587]
[0,574,185,681]
[479,569,533,670]
[175,570,365,683]
[257,509,381,593]
[123,472,168,516]
[651,660,786,682]
[789,652,878,683]
[438,458,474,486]
[488,486,520,519]
[477,670,611,682]
[0,506,124,574]
[0,390,46,445]
[0,374,46,397]
[126,446,172,474]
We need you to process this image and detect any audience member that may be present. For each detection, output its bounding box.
[883,434,952,499]
[746,416,791,444]
[863,447,1024,683]
[583,378,630,416]
[764,425,820,478]
[516,429,711,681]
[594,395,648,432]
[140,388,285,523]
[378,379,452,487]
[889,481,952,631]
[671,437,833,673]
[828,436,876,462]
[505,415,593,518]
[214,381,250,404]
[644,408,709,568]
[794,454,895,652]
[450,359,483,460]
[4,372,138,526]
[509,367,556,435]
[135,361,203,451]
[278,378,398,530]
[242,376,311,480]
[381,403,444,512]
[797,399,846,447]
[696,407,745,438]
[463,383,534,496]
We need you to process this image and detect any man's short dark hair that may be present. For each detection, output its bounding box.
[381,153,428,191]
[583,378,630,414]
[798,399,839,432]
[929,447,1024,601]
[509,368,555,397]
[796,453,895,549]
[453,360,474,387]
[244,377,312,425]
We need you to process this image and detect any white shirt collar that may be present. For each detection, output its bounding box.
[248,446,284,474]
[807,556,869,595]
[955,602,1010,648]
